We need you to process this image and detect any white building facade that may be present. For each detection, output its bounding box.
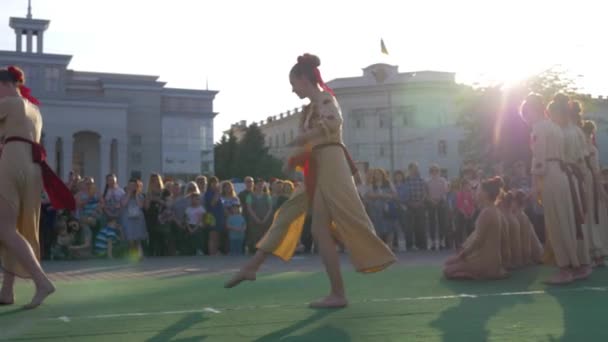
[1,12,217,184]
[230,63,465,178]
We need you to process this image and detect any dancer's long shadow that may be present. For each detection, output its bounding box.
[253,309,342,342]
[146,313,208,342]
[431,267,540,342]
[545,278,608,342]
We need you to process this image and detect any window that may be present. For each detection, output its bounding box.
[130,135,142,146]
[438,140,447,156]
[282,132,286,145]
[356,119,362,128]
[379,118,384,128]
[44,67,60,92]
[290,130,294,142]
[268,136,272,147]
[131,152,142,164]
[380,146,385,157]
[275,135,279,147]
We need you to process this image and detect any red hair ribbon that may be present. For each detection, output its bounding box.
[313,68,335,97]
[6,66,40,105]
[18,85,40,106]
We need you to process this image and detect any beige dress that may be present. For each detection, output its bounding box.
[458,206,507,279]
[505,211,523,268]
[586,143,608,257]
[562,124,592,265]
[256,92,396,273]
[516,210,543,265]
[0,96,43,278]
[499,212,512,269]
[532,119,580,268]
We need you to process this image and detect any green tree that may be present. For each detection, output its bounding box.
[213,131,238,180]
[214,124,284,180]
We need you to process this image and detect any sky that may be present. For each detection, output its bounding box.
[1,0,606,142]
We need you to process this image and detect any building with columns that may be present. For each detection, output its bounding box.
[227,63,465,178]
[1,9,218,185]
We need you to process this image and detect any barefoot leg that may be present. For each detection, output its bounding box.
[225,249,267,288]
[308,193,347,308]
[0,200,55,309]
[0,271,15,305]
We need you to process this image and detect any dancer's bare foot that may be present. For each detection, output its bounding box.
[544,270,574,285]
[0,291,14,305]
[309,294,348,309]
[23,281,55,310]
[573,265,592,280]
[224,270,256,289]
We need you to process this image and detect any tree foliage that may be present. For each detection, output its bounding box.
[214,124,284,180]
[458,67,581,173]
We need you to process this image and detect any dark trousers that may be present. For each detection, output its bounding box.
[407,205,427,250]
[454,212,474,248]
[427,200,447,242]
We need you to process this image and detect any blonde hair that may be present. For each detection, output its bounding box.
[147,173,164,192]
[221,181,237,198]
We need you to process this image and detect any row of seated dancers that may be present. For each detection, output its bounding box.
[444,177,543,280]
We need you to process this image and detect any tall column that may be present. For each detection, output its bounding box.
[117,139,128,185]
[45,135,57,173]
[36,32,43,54]
[15,30,22,52]
[100,138,111,183]
[62,135,73,181]
[26,30,33,53]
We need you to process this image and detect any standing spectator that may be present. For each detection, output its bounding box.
[393,170,408,251]
[185,188,206,255]
[426,165,449,250]
[221,181,240,253]
[196,176,208,197]
[144,173,165,256]
[75,177,101,232]
[245,179,273,254]
[403,163,428,250]
[365,169,398,248]
[204,177,225,255]
[226,203,246,256]
[239,177,255,252]
[455,179,476,247]
[121,179,147,260]
[101,174,125,228]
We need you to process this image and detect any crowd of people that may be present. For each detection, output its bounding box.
[39,173,302,261]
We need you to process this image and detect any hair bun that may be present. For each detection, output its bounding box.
[297,53,321,68]
[7,66,25,85]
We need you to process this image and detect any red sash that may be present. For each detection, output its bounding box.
[4,136,76,211]
[288,143,357,205]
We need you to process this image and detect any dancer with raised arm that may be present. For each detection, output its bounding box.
[0,66,75,309]
[225,54,396,308]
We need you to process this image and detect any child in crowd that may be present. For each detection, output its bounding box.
[185,190,206,255]
[226,203,247,255]
[94,218,123,259]
[50,219,74,260]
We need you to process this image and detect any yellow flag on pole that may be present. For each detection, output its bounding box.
[381,38,389,55]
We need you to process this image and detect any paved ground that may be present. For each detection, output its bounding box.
[10,251,450,282]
